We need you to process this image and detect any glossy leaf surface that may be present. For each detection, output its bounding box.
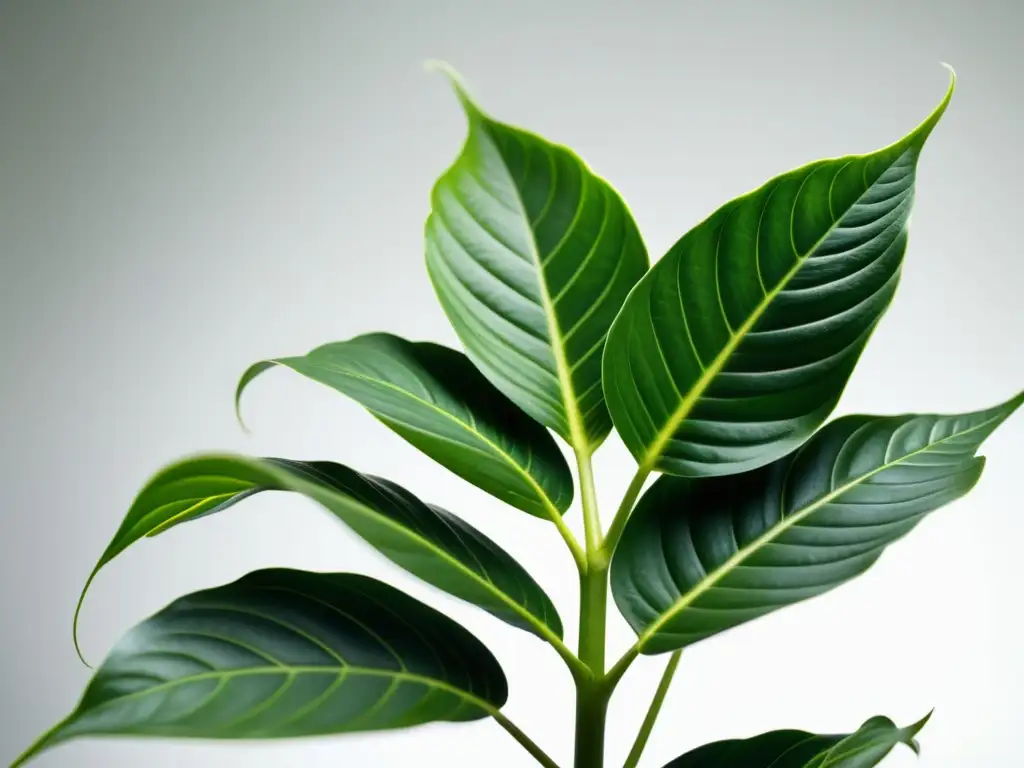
[237,333,574,520]
[426,67,649,449]
[613,393,1021,653]
[19,570,507,766]
[663,713,929,767]
[603,72,955,477]
[76,455,562,654]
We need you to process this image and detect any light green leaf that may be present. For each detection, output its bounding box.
[603,70,955,477]
[236,332,574,521]
[425,65,649,450]
[74,455,566,665]
[17,570,507,766]
[612,393,1021,654]
[662,713,930,767]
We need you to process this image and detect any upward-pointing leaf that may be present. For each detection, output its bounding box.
[425,66,649,450]
[612,393,1021,654]
[663,713,930,768]
[236,333,574,521]
[16,570,507,767]
[603,70,955,477]
[75,455,565,664]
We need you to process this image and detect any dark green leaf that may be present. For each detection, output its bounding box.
[425,65,649,450]
[236,332,573,520]
[663,713,929,767]
[603,71,955,477]
[75,455,564,663]
[612,393,1021,654]
[19,570,507,766]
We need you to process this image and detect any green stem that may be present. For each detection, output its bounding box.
[602,466,651,554]
[622,650,683,768]
[490,709,563,768]
[575,563,610,767]
[550,505,589,574]
[573,446,610,767]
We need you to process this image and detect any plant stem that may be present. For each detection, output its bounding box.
[602,465,651,554]
[551,507,589,574]
[573,445,610,767]
[490,709,563,768]
[622,650,683,768]
[575,562,609,767]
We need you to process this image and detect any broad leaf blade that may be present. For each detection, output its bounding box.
[612,393,1021,654]
[19,570,507,766]
[426,66,649,449]
[76,455,563,658]
[603,71,955,477]
[236,333,574,520]
[663,713,929,767]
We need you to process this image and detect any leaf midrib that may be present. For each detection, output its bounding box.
[636,412,997,649]
[254,459,566,645]
[62,665,499,732]
[477,120,590,451]
[640,152,912,471]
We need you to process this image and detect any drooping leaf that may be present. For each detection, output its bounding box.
[18,570,507,767]
[425,65,649,450]
[602,70,955,477]
[662,713,930,767]
[75,455,563,663]
[236,332,573,520]
[612,393,1021,654]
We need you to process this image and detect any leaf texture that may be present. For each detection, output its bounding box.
[18,570,507,766]
[425,66,649,449]
[236,333,574,520]
[612,393,1022,654]
[603,70,956,477]
[663,713,929,767]
[75,456,562,659]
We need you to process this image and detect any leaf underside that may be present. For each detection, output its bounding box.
[612,393,1022,654]
[19,570,507,767]
[236,333,574,520]
[603,72,955,477]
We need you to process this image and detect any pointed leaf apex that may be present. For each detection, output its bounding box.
[906,64,956,150]
[901,709,934,755]
[234,360,279,434]
[426,59,484,118]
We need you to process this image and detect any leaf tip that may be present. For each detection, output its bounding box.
[425,59,482,117]
[902,709,934,756]
[906,64,957,149]
[235,360,279,435]
[72,568,100,669]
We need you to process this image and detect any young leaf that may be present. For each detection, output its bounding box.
[602,70,955,477]
[17,570,508,767]
[662,713,930,767]
[75,455,565,661]
[236,333,574,521]
[612,393,1022,654]
[426,65,649,450]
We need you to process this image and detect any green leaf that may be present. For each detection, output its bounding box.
[612,392,1022,654]
[425,64,649,450]
[662,713,930,767]
[17,570,507,767]
[236,332,574,521]
[75,455,565,664]
[602,70,955,477]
